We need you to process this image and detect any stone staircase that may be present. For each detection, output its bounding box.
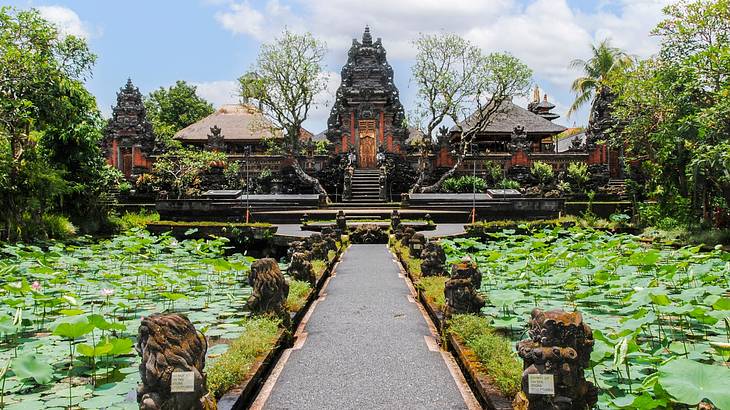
[348,169,383,204]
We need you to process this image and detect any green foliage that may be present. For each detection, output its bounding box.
[609,0,730,226]
[311,259,327,279]
[0,7,114,240]
[496,178,520,189]
[442,175,486,193]
[482,160,503,185]
[657,359,730,409]
[568,38,633,116]
[285,280,311,312]
[206,317,280,398]
[144,80,214,145]
[41,214,77,239]
[107,210,160,232]
[566,162,590,193]
[153,148,226,198]
[447,314,521,397]
[530,161,554,187]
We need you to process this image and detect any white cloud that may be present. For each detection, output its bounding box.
[210,0,672,127]
[193,80,240,108]
[37,6,92,39]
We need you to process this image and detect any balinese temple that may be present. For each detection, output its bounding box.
[102,79,157,179]
[174,104,285,154]
[326,26,408,168]
[447,87,566,155]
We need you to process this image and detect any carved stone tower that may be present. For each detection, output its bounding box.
[326,26,407,168]
[102,78,157,180]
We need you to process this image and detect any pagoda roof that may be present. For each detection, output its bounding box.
[453,100,566,135]
[175,104,281,142]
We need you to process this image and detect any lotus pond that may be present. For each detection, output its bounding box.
[0,230,258,409]
[442,227,730,409]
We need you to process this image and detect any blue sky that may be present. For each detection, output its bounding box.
[7,0,671,132]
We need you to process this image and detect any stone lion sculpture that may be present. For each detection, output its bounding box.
[136,313,215,410]
[420,242,447,276]
[288,251,316,286]
[444,257,485,318]
[247,258,290,326]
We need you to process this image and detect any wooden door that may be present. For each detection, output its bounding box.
[358,120,377,168]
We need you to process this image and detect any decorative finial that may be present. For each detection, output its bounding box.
[362,25,372,45]
[532,85,540,103]
[544,94,548,102]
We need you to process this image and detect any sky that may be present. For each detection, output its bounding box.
[6,0,673,132]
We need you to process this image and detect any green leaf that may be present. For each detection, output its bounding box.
[77,342,113,357]
[658,359,730,409]
[51,315,95,339]
[11,354,53,385]
[107,337,134,356]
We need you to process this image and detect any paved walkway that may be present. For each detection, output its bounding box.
[254,244,477,410]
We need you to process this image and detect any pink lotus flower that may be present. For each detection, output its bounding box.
[100,288,115,297]
[31,281,41,291]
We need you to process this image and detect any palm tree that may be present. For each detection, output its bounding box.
[568,39,633,117]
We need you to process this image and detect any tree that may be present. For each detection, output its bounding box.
[409,32,532,193]
[153,149,225,199]
[144,80,214,145]
[238,29,329,198]
[0,7,110,239]
[567,39,633,117]
[609,0,730,225]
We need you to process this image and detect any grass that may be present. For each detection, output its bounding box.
[312,259,327,278]
[416,276,447,310]
[642,226,730,247]
[108,210,160,231]
[152,220,272,228]
[286,280,311,312]
[327,249,336,262]
[206,316,281,398]
[447,314,522,398]
[389,238,422,278]
[469,215,578,230]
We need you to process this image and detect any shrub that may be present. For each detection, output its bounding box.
[206,317,280,398]
[530,161,554,187]
[496,178,520,189]
[41,214,77,240]
[483,160,504,185]
[447,314,522,398]
[442,175,487,193]
[108,210,160,232]
[311,259,327,278]
[566,162,590,193]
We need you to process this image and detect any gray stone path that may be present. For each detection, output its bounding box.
[256,244,475,410]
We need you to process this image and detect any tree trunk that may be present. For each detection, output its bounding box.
[419,155,464,193]
[290,158,329,202]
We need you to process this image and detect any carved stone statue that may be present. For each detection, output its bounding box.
[400,227,416,246]
[288,252,316,286]
[390,210,401,230]
[136,313,215,410]
[444,258,485,318]
[205,125,226,152]
[408,232,426,258]
[247,258,290,326]
[349,224,388,244]
[508,125,531,153]
[336,210,347,234]
[515,309,598,410]
[343,166,354,201]
[307,233,328,260]
[321,227,339,254]
[420,242,447,276]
